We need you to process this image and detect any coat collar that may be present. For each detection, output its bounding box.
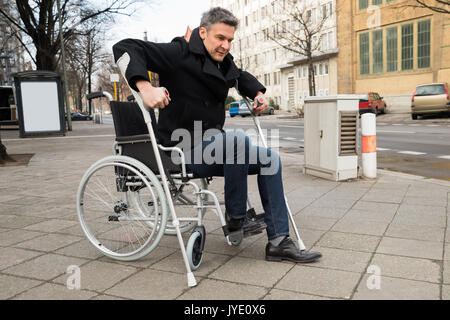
[189,27,240,82]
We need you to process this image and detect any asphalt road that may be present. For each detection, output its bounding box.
[224,113,450,181]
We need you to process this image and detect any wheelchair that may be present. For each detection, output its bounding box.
[77,54,306,287]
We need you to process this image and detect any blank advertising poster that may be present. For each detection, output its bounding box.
[20,81,61,132]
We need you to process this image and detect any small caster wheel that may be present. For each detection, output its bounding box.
[187,231,204,270]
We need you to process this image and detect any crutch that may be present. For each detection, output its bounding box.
[235,83,306,251]
[116,53,197,287]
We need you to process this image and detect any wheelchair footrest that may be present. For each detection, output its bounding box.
[246,208,265,222]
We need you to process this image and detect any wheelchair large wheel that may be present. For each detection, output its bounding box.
[77,155,168,261]
[131,178,209,236]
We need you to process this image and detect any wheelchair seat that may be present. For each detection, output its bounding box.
[110,101,183,175]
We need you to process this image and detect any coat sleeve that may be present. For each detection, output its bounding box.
[236,70,266,100]
[112,38,186,91]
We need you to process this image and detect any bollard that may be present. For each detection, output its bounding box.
[361,112,377,178]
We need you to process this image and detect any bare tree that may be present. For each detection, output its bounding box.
[0,0,151,71]
[65,23,110,113]
[267,0,329,97]
[96,59,131,102]
[407,0,450,14]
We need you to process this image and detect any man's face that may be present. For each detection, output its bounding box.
[199,22,235,62]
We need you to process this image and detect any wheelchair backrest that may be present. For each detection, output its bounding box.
[110,101,158,140]
[109,101,182,174]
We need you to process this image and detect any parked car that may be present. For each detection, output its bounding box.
[228,100,275,117]
[358,92,387,115]
[70,111,92,121]
[411,83,450,120]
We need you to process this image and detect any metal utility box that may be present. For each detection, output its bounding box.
[303,95,359,181]
[13,71,66,138]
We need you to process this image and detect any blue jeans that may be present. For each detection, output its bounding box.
[185,130,290,241]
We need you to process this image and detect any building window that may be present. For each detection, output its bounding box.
[417,19,431,69]
[372,0,382,5]
[324,62,329,75]
[386,26,398,72]
[359,33,370,75]
[319,63,323,75]
[372,29,383,73]
[401,23,414,70]
[359,0,369,10]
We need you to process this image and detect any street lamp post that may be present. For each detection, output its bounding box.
[56,0,72,131]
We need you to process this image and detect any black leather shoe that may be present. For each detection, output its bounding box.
[227,216,266,238]
[265,237,322,263]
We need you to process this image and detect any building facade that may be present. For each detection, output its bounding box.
[211,0,337,112]
[0,0,26,86]
[337,0,450,110]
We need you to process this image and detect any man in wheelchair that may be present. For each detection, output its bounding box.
[113,7,321,263]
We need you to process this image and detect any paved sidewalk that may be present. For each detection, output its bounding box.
[0,121,449,300]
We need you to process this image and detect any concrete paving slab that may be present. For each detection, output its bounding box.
[385,223,445,242]
[309,246,372,273]
[293,215,338,231]
[317,231,381,253]
[0,274,42,299]
[344,208,396,223]
[298,206,348,219]
[443,285,450,300]
[391,212,447,228]
[263,289,333,300]
[52,260,139,292]
[2,253,88,281]
[376,237,443,260]
[0,214,47,229]
[331,216,389,236]
[178,279,267,300]
[105,269,191,299]
[275,265,360,299]
[209,256,292,288]
[12,283,97,300]
[371,253,441,283]
[352,201,399,214]
[309,197,356,210]
[0,229,44,246]
[353,274,440,300]
[0,247,43,271]
[14,233,83,252]
[443,260,450,284]
[151,251,231,277]
[23,219,79,233]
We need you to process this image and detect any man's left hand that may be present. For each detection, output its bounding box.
[252,93,268,115]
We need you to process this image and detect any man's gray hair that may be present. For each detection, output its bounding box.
[200,7,239,30]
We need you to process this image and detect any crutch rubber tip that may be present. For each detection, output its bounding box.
[187,272,197,287]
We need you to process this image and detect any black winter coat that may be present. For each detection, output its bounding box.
[112,27,266,147]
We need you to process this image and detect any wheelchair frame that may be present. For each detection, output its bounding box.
[77,52,305,288]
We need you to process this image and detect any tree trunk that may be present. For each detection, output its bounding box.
[35,43,57,71]
[0,134,15,164]
[308,60,316,97]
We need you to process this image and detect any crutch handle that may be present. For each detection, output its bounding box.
[161,87,170,99]
[256,96,265,106]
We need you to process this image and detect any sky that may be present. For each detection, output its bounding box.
[106,0,211,50]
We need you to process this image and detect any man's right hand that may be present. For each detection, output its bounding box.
[136,80,171,109]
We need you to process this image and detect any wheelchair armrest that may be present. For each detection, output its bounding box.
[115,134,151,143]
[158,145,188,179]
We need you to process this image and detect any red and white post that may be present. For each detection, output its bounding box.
[361,113,377,179]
